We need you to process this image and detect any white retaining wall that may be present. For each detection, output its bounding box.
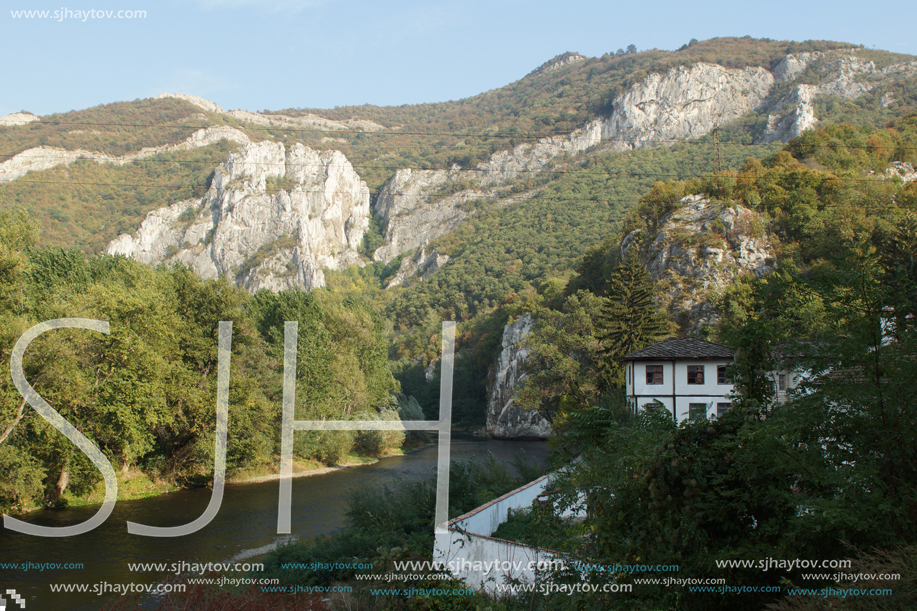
[433,473,581,594]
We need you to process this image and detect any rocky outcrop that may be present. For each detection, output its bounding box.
[156,93,225,114]
[0,126,250,183]
[384,244,450,288]
[772,52,820,82]
[0,112,39,127]
[887,161,917,183]
[226,109,385,133]
[623,195,775,335]
[763,85,819,142]
[763,52,917,142]
[601,63,774,148]
[371,122,601,263]
[107,142,369,292]
[533,52,587,74]
[486,314,552,439]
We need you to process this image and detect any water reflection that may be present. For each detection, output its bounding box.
[1,434,548,611]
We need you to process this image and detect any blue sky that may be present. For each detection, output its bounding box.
[2,0,916,117]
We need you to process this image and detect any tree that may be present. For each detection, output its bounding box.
[515,291,607,419]
[594,250,672,387]
[626,44,637,55]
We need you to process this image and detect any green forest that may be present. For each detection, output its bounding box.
[0,214,408,512]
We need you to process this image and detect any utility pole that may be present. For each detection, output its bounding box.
[712,122,722,176]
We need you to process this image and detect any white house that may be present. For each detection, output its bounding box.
[623,337,735,422]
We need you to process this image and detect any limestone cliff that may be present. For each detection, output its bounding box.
[601,63,774,149]
[107,142,369,292]
[763,51,917,142]
[485,314,552,439]
[373,63,774,264]
[384,244,450,289]
[372,123,600,263]
[623,195,775,335]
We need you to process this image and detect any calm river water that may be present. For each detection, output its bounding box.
[1,434,548,611]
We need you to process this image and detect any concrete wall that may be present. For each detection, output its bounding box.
[432,473,580,594]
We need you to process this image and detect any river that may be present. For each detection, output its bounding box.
[0,434,548,611]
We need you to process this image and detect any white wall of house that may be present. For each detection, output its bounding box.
[625,359,734,421]
[769,368,801,404]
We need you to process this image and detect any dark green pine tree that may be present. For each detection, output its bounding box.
[595,250,671,388]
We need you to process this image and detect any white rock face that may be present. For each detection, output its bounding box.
[156,93,225,114]
[772,52,820,82]
[371,122,602,263]
[625,195,775,335]
[887,161,917,183]
[107,142,370,292]
[372,167,477,263]
[763,52,917,142]
[226,109,385,133]
[0,126,250,183]
[0,112,39,127]
[486,313,552,439]
[762,85,819,143]
[474,121,602,185]
[601,63,775,148]
[385,244,450,288]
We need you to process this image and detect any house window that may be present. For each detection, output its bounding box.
[778,374,787,391]
[689,403,707,420]
[717,402,730,417]
[717,364,728,385]
[687,365,705,384]
[646,365,663,385]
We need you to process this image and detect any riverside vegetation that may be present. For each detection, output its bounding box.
[0,215,410,511]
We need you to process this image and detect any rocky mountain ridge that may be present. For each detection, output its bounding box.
[5,43,915,293]
[370,53,917,270]
[763,50,917,141]
[0,126,250,184]
[0,112,39,127]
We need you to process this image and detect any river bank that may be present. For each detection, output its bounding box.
[227,441,436,485]
[11,440,439,516]
[2,434,547,611]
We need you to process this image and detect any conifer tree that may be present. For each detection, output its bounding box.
[595,250,671,387]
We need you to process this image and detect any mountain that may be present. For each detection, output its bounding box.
[4,37,917,431]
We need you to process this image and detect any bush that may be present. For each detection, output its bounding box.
[354,406,405,455]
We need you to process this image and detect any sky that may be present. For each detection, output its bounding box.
[2,0,917,118]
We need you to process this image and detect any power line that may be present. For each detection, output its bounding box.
[3,171,910,196]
